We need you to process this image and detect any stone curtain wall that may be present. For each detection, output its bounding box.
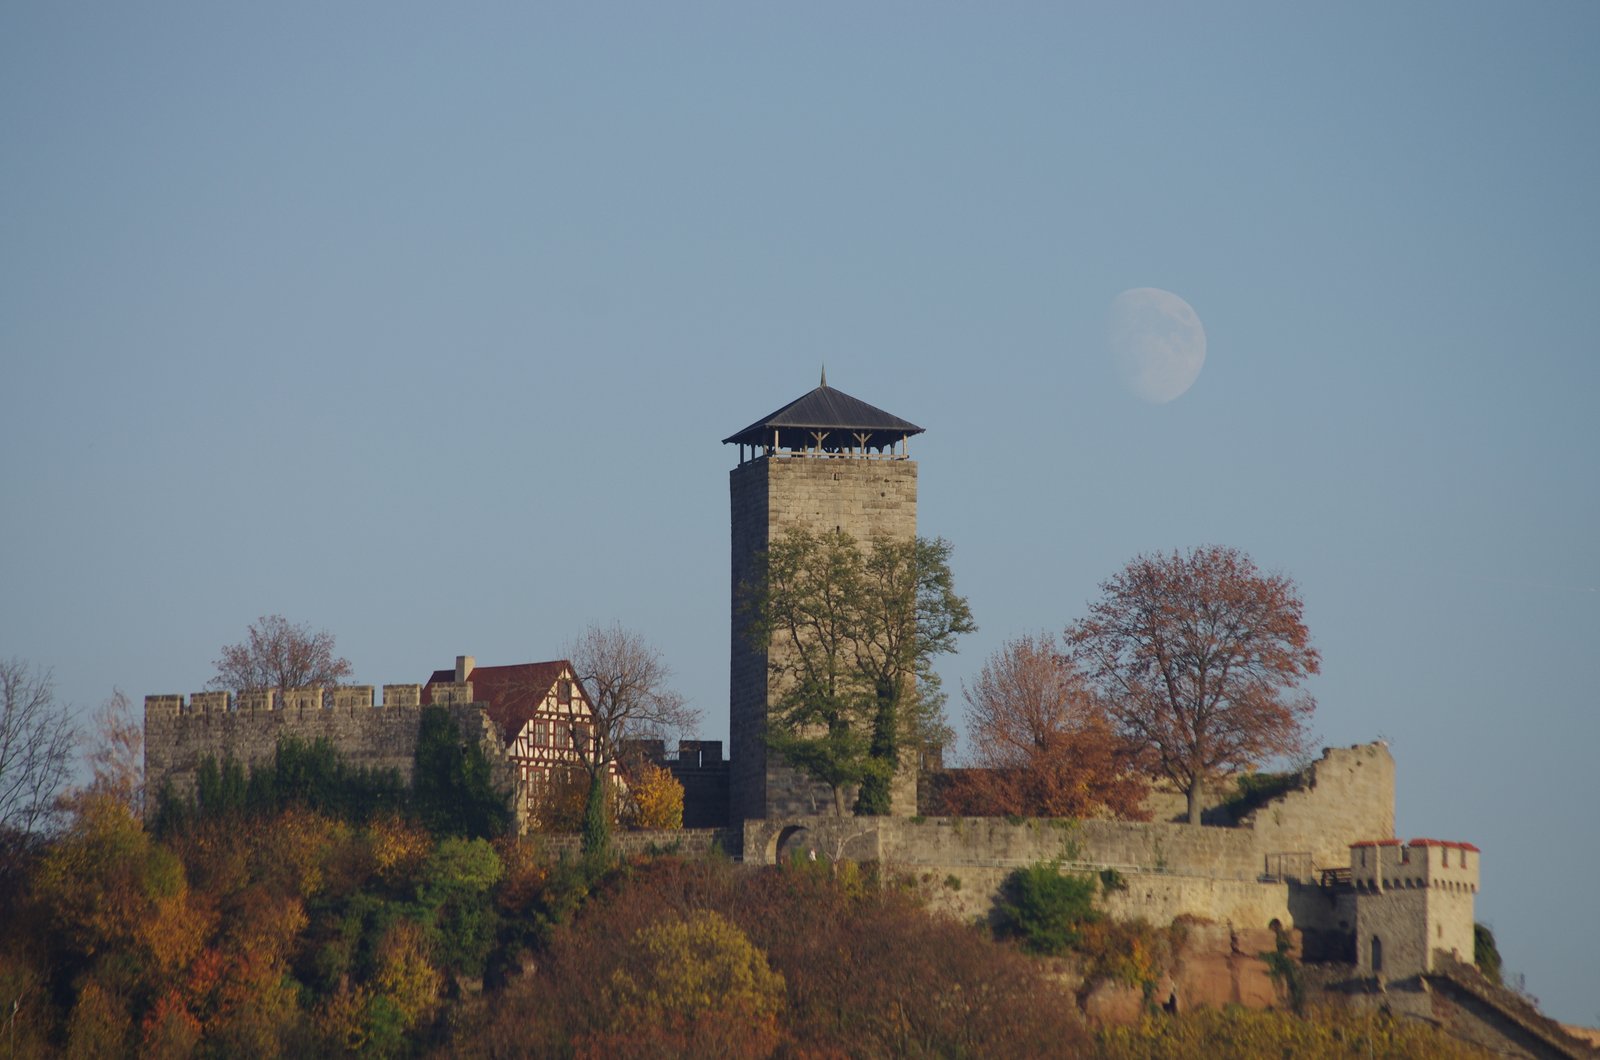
[728,457,919,823]
[538,827,742,862]
[742,742,1408,936]
[143,688,515,813]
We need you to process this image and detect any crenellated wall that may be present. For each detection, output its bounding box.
[143,686,514,815]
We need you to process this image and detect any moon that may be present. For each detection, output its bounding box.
[1107,288,1207,403]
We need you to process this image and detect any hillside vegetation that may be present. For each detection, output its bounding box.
[0,792,1497,1058]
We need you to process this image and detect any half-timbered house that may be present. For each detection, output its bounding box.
[422,655,610,824]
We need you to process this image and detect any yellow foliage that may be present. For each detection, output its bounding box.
[374,919,442,1029]
[1097,1004,1495,1059]
[64,979,131,1060]
[316,982,374,1055]
[609,910,784,1023]
[257,806,349,899]
[367,814,432,887]
[630,764,685,831]
[33,794,203,976]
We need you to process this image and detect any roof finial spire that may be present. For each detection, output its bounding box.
[820,364,828,388]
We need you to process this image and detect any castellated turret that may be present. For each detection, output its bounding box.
[1350,837,1480,980]
[725,374,923,823]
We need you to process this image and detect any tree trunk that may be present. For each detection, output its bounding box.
[1186,778,1203,826]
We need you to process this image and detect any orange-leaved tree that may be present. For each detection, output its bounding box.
[948,633,1148,819]
[1065,546,1319,825]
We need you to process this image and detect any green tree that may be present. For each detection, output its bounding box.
[412,707,512,839]
[744,527,973,816]
[852,536,974,814]
[415,838,503,982]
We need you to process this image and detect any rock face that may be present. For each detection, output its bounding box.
[1174,923,1296,1012]
[1075,921,1300,1029]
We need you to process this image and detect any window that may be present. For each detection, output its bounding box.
[534,720,549,747]
[558,680,572,706]
[555,724,570,750]
[1371,936,1384,973]
[1442,847,1449,867]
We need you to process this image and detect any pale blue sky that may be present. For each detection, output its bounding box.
[3,2,1595,1023]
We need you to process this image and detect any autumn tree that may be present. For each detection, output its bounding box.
[83,689,145,816]
[0,657,76,860]
[743,527,973,816]
[566,623,697,851]
[628,763,685,830]
[209,614,352,692]
[948,634,1147,819]
[1065,546,1319,825]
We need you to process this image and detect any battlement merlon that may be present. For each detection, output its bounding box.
[1350,837,1481,893]
[144,684,426,718]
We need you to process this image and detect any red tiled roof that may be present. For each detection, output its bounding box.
[1408,838,1481,853]
[423,660,589,745]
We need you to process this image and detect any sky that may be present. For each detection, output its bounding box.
[3,2,1596,1024]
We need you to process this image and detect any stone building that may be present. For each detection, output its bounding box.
[144,654,609,829]
[725,373,923,822]
[1350,837,1481,980]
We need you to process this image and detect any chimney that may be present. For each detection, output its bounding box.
[455,655,475,683]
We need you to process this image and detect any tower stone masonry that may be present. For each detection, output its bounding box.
[725,377,923,822]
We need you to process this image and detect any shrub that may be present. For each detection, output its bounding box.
[1474,922,1503,986]
[995,860,1100,955]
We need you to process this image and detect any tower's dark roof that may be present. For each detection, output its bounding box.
[722,383,923,449]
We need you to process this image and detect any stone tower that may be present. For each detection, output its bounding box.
[724,374,922,823]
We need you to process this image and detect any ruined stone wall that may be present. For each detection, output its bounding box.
[143,687,516,820]
[1240,743,1396,870]
[729,456,919,823]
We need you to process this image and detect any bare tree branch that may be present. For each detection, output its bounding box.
[0,658,76,857]
[208,614,352,692]
[567,623,698,781]
[82,688,144,816]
